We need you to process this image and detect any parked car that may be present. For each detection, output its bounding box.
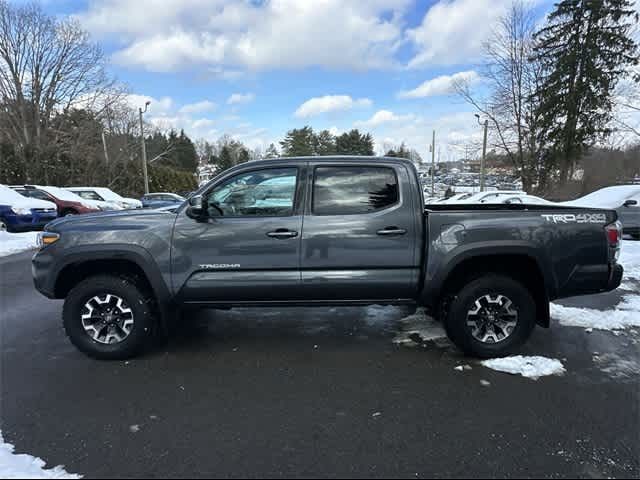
[561,185,640,239]
[141,193,185,209]
[11,185,101,216]
[0,184,58,232]
[33,157,623,360]
[66,187,142,210]
[453,190,528,204]
[480,194,554,206]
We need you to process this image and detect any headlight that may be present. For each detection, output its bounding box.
[11,206,31,215]
[37,232,60,248]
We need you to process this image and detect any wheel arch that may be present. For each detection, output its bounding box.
[429,250,552,328]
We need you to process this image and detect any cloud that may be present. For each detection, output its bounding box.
[178,100,217,114]
[78,0,411,72]
[125,94,173,114]
[398,70,480,99]
[227,93,255,105]
[407,0,512,67]
[355,110,414,128]
[294,95,372,118]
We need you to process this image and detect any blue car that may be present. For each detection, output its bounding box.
[140,192,185,209]
[0,184,58,232]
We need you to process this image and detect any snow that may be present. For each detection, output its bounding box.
[620,240,640,282]
[551,296,640,331]
[562,185,640,209]
[481,356,566,380]
[0,185,55,210]
[392,307,447,346]
[0,232,39,257]
[0,430,80,479]
[551,240,640,332]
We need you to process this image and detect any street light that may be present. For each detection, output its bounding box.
[475,113,488,192]
[139,101,151,194]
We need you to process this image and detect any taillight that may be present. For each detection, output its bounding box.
[605,221,623,249]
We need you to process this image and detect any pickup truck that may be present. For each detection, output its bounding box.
[32,156,624,360]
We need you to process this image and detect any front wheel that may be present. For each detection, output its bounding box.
[63,274,155,360]
[444,274,536,358]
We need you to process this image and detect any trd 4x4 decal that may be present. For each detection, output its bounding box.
[541,213,607,224]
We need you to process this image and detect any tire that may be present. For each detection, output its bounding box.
[444,274,536,358]
[63,274,156,360]
[61,209,77,217]
[0,219,7,232]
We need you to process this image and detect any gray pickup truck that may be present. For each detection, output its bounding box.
[32,156,624,360]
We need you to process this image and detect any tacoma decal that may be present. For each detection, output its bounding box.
[198,264,241,269]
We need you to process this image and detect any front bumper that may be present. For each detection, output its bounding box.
[32,248,57,298]
[6,212,58,231]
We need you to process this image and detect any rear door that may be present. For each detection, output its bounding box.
[300,162,420,300]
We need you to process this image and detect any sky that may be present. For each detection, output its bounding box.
[22,0,584,161]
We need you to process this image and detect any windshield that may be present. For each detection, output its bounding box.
[38,185,84,202]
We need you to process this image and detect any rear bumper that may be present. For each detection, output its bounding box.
[556,263,623,299]
[608,263,623,291]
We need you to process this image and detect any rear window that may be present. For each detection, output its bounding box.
[312,166,399,215]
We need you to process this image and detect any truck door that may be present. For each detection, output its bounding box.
[300,162,419,300]
[171,165,305,302]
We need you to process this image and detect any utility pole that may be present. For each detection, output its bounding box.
[431,130,435,197]
[101,130,110,184]
[475,114,488,192]
[139,101,150,194]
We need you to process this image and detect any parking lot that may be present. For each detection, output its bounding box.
[0,242,638,478]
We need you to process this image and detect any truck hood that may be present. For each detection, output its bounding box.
[45,207,176,231]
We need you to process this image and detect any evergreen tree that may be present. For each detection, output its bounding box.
[237,147,250,164]
[533,0,639,183]
[280,126,316,156]
[265,143,280,158]
[335,129,375,155]
[218,145,234,171]
[314,129,337,156]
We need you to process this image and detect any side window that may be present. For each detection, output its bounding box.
[313,166,399,215]
[206,168,298,217]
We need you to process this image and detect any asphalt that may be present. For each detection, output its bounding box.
[1,250,639,478]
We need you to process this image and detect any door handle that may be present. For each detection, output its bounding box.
[267,229,299,239]
[376,227,407,236]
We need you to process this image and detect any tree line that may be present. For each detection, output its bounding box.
[455,0,639,194]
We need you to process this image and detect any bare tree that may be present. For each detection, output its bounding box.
[454,1,548,192]
[0,1,117,180]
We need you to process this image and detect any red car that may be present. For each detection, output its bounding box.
[12,185,101,216]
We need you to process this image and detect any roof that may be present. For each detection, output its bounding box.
[252,155,417,166]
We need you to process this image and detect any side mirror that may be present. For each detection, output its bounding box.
[186,195,205,219]
[623,199,638,207]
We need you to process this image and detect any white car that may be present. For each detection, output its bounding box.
[453,190,528,204]
[561,185,640,239]
[483,194,554,205]
[66,187,141,210]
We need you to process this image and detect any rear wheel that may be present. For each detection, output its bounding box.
[444,274,536,358]
[63,274,155,360]
[0,219,7,232]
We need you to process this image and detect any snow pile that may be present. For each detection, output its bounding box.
[0,232,39,257]
[481,355,566,380]
[392,307,447,346]
[551,296,640,331]
[0,431,80,479]
[620,240,640,282]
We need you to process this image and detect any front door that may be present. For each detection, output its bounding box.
[172,165,305,302]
